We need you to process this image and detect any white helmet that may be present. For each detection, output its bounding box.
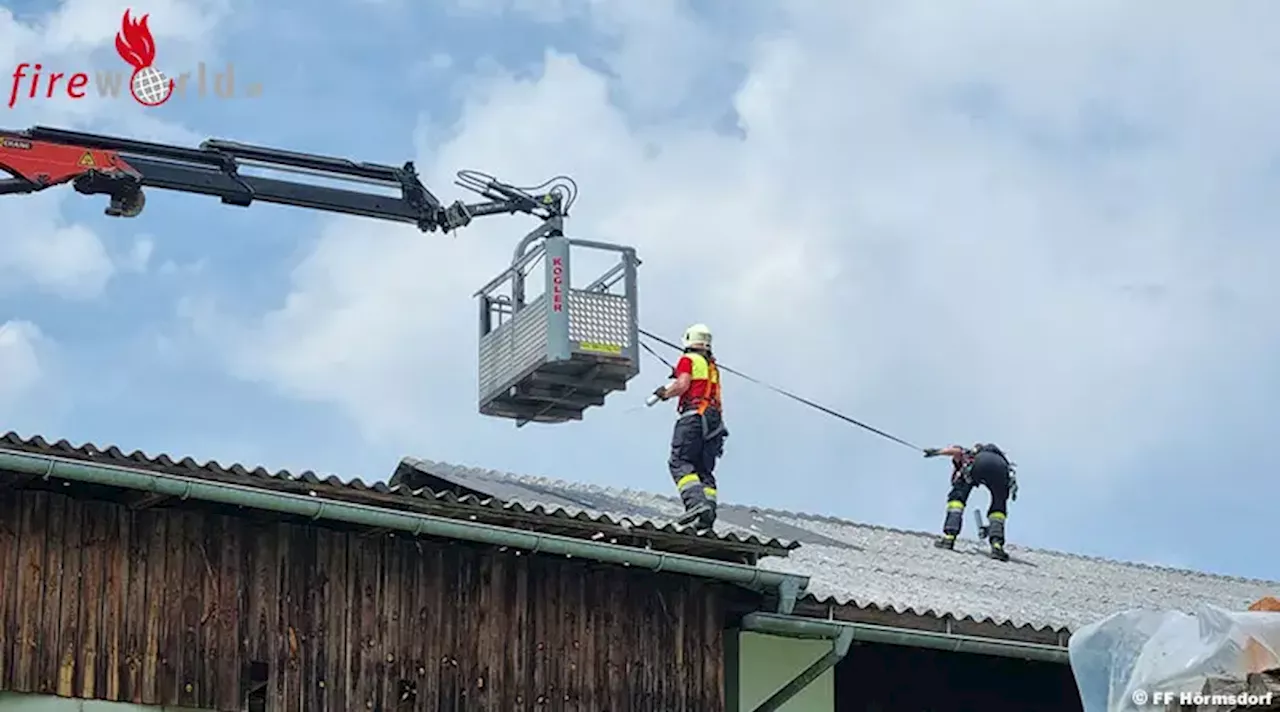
[682,323,712,349]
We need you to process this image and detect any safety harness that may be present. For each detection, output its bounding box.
[678,349,723,416]
[678,349,728,442]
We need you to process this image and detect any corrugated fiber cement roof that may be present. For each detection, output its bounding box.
[400,458,1280,636]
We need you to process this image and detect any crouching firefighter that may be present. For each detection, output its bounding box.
[652,324,728,531]
[924,443,1017,561]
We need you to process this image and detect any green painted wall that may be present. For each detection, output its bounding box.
[0,693,203,711]
[731,631,835,712]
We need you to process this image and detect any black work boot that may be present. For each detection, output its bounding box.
[677,502,713,528]
[693,502,717,533]
[935,503,963,549]
[986,514,1009,561]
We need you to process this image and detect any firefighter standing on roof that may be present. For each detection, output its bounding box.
[924,443,1017,561]
[653,324,727,531]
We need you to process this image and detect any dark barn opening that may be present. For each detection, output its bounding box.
[835,641,1081,712]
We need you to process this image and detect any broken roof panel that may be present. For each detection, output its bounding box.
[391,458,799,553]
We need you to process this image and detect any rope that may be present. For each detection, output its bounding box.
[637,327,923,452]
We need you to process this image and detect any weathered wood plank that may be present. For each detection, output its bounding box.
[455,546,479,712]
[56,497,86,698]
[578,566,597,712]
[177,510,203,708]
[140,510,168,705]
[156,508,185,704]
[598,566,618,712]
[122,509,148,702]
[102,505,127,701]
[567,562,586,712]
[623,569,641,712]
[307,527,328,712]
[475,550,501,712]
[244,521,273,665]
[325,530,349,712]
[14,490,47,692]
[214,515,241,712]
[653,581,672,711]
[637,573,655,712]
[393,536,416,711]
[0,489,20,691]
[76,502,108,698]
[668,578,683,712]
[282,524,310,712]
[703,583,722,712]
[683,580,702,712]
[507,552,529,711]
[530,554,549,710]
[549,558,568,711]
[195,513,219,709]
[41,493,69,696]
[414,542,440,712]
[436,544,459,711]
[378,535,401,711]
[353,534,379,712]
[399,538,422,712]
[269,522,288,711]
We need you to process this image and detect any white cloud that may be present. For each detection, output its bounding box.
[197,2,1280,510]
[0,320,50,411]
[120,235,155,273]
[0,191,114,299]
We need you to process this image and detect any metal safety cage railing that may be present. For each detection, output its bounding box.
[475,217,641,426]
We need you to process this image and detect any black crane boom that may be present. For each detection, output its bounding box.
[0,125,577,232]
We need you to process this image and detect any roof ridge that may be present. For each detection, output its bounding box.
[746,503,1280,586]
[0,429,364,484]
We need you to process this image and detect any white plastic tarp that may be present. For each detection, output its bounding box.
[1069,604,1280,712]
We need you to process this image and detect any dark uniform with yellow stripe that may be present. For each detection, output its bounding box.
[669,348,727,529]
[929,443,1014,561]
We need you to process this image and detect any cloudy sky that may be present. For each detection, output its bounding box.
[1,0,1276,582]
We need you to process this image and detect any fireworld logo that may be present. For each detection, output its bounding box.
[8,9,262,109]
[115,10,175,106]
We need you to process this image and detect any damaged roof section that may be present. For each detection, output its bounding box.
[413,460,1280,645]
[0,433,794,565]
[390,458,799,558]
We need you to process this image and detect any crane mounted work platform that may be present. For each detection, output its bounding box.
[0,125,641,425]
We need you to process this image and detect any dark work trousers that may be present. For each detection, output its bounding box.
[942,450,1011,545]
[668,407,727,514]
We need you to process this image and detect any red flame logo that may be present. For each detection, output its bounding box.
[115,10,157,70]
[114,9,174,107]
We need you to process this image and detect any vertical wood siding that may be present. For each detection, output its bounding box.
[0,488,726,711]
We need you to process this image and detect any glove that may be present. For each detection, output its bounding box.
[652,386,668,401]
[923,448,941,458]
[1009,474,1019,501]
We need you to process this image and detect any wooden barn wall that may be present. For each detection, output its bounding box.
[0,488,727,711]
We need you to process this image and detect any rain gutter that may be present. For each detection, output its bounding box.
[744,612,1069,663]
